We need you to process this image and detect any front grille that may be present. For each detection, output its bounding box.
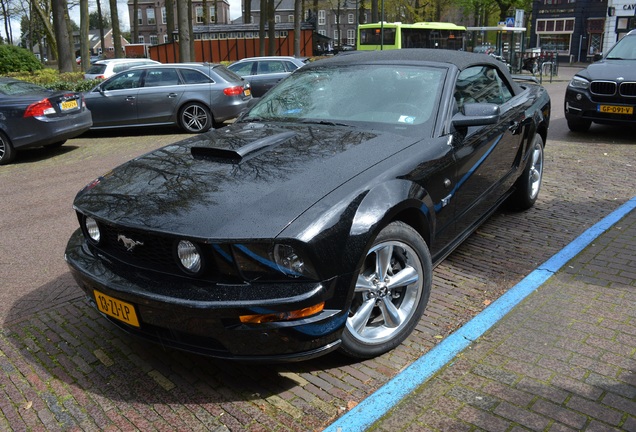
[619,82,636,97]
[98,223,181,274]
[590,81,616,96]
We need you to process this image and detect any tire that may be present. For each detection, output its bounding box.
[44,140,66,149]
[509,134,544,210]
[179,102,213,133]
[566,117,591,132]
[340,221,432,359]
[0,131,16,165]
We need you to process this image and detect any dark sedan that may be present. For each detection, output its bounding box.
[65,50,550,362]
[84,63,252,133]
[0,78,92,165]
[227,56,308,97]
[565,29,636,132]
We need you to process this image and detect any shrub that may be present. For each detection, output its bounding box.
[0,45,43,74]
[5,69,99,92]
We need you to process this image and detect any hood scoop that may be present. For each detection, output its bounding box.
[191,131,297,164]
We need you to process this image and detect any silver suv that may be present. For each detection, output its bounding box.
[84,58,160,80]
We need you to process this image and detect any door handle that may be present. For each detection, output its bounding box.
[167,93,178,98]
[125,96,136,101]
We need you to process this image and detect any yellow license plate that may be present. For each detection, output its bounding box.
[244,89,251,96]
[60,99,79,111]
[598,105,633,115]
[94,290,140,327]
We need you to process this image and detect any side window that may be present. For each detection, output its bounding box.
[143,68,180,87]
[180,69,213,84]
[230,62,254,76]
[455,66,513,109]
[283,61,300,72]
[102,70,143,91]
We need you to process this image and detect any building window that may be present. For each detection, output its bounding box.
[318,10,326,25]
[161,7,167,24]
[348,13,354,24]
[196,6,204,24]
[138,35,145,44]
[289,15,294,23]
[536,18,575,55]
[318,29,326,36]
[163,34,169,43]
[147,8,156,25]
[347,29,355,45]
[275,15,280,23]
[334,30,340,44]
[137,9,143,25]
[149,35,158,45]
[209,6,216,22]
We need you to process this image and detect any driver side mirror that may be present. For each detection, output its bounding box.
[452,103,500,127]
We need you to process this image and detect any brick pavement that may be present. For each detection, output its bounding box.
[367,205,636,431]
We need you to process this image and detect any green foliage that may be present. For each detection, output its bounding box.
[4,69,100,92]
[0,45,44,74]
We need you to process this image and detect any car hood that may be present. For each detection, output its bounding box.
[74,122,418,239]
[576,59,636,81]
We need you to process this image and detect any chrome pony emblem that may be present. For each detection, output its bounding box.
[117,234,144,251]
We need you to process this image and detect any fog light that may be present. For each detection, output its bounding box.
[576,94,582,101]
[85,217,101,242]
[177,240,202,273]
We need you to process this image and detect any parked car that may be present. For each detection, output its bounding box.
[84,58,160,80]
[227,56,308,97]
[65,49,550,361]
[0,78,92,165]
[565,29,636,132]
[83,63,252,133]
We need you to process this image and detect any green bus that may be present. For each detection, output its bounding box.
[357,22,466,51]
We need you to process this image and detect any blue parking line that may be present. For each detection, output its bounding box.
[324,196,636,432]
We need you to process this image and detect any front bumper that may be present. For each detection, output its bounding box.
[564,88,636,125]
[65,229,346,362]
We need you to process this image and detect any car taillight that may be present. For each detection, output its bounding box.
[223,86,245,96]
[24,99,56,117]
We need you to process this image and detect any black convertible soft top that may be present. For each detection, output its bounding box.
[303,48,524,94]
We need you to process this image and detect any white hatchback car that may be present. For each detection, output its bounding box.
[84,58,160,80]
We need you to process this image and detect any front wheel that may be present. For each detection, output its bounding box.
[0,131,16,165]
[509,134,544,210]
[179,102,213,133]
[566,117,591,132]
[340,222,432,359]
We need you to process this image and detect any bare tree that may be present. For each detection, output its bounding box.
[132,0,139,43]
[177,0,192,61]
[80,0,89,69]
[166,0,175,42]
[96,0,106,55]
[294,0,301,56]
[52,0,74,71]
[108,0,124,57]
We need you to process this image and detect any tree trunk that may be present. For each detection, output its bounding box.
[267,0,275,55]
[133,0,139,44]
[31,0,58,57]
[80,0,90,70]
[52,0,74,72]
[259,0,266,55]
[293,0,301,56]
[166,0,175,42]
[177,0,192,62]
[109,0,124,57]
[96,0,106,55]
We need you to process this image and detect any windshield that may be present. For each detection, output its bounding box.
[242,64,445,129]
[606,35,636,60]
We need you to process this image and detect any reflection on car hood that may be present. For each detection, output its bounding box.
[74,122,416,238]
[577,59,636,81]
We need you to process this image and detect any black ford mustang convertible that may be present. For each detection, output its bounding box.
[65,50,551,362]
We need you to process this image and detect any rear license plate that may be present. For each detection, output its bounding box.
[94,290,140,327]
[598,104,633,115]
[60,99,79,111]
[244,88,251,96]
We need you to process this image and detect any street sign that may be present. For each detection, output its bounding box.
[506,17,515,27]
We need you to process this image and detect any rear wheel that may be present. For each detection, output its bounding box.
[340,221,432,359]
[179,102,213,133]
[509,134,544,210]
[0,131,16,165]
[567,117,591,132]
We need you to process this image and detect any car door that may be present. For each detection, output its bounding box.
[136,68,185,125]
[252,60,290,96]
[450,65,526,236]
[85,69,143,127]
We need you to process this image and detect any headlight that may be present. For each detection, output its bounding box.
[176,240,202,274]
[233,242,318,280]
[84,217,101,243]
[568,76,590,90]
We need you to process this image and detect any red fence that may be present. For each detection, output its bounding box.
[148,29,314,63]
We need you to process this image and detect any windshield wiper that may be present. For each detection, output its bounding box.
[300,119,353,127]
